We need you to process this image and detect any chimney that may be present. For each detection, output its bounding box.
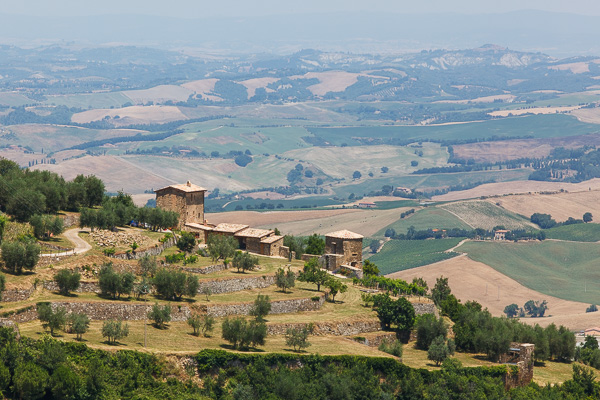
[186,180,191,187]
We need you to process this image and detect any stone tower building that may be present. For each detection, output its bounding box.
[154,181,206,229]
[323,229,363,271]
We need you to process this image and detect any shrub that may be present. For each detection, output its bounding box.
[165,252,185,264]
[221,317,267,350]
[54,269,81,295]
[325,278,348,303]
[37,303,67,336]
[206,234,237,261]
[1,239,40,274]
[153,268,198,301]
[101,320,129,344]
[428,335,454,366]
[285,323,315,352]
[148,302,171,329]
[67,312,90,340]
[275,267,295,293]
[98,263,135,299]
[416,314,448,350]
[378,338,403,358]
[138,254,158,276]
[188,314,215,337]
[587,304,598,313]
[103,247,116,256]
[249,294,271,322]
[232,251,259,273]
[177,231,196,253]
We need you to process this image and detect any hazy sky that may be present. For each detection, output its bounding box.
[6,0,600,18]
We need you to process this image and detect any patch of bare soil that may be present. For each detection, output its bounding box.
[491,189,600,222]
[488,105,581,117]
[452,134,600,163]
[387,255,592,330]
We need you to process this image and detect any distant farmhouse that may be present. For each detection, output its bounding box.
[156,181,363,274]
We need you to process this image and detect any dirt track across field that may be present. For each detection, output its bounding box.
[387,255,595,330]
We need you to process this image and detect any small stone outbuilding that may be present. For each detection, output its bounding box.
[323,229,363,271]
[155,181,206,229]
[234,228,274,253]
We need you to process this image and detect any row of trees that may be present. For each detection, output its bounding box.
[79,192,178,231]
[504,300,549,318]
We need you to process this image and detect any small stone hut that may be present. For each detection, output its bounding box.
[323,229,363,271]
[155,181,206,229]
[234,228,274,253]
[500,343,535,388]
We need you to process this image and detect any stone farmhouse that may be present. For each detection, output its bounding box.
[156,181,363,270]
[155,181,206,229]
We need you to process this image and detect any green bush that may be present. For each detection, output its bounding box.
[148,303,171,329]
[54,268,81,295]
[378,338,403,358]
[153,268,198,301]
[221,317,267,350]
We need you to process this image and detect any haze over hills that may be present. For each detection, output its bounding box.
[0,10,600,57]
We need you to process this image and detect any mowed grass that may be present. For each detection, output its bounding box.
[440,201,534,230]
[458,240,600,304]
[375,207,472,237]
[307,114,600,145]
[545,223,600,242]
[370,238,463,275]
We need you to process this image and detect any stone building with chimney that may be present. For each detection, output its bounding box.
[154,181,206,229]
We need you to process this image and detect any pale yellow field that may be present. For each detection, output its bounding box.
[32,155,174,194]
[491,189,600,222]
[572,107,600,124]
[489,105,581,117]
[387,254,593,330]
[290,71,387,96]
[432,178,600,201]
[123,85,194,104]
[548,60,600,74]
[71,105,188,125]
[180,78,223,102]
[237,77,279,98]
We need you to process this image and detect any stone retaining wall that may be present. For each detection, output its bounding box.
[184,264,227,275]
[201,294,325,317]
[198,275,276,294]
[412,302,438,317]
[267,318,382,336]
[43,281,101,294]
[0,318,20,337]
[5,308,38,324]
[49,301,193,322]
[1,287,35,302]
[111,237,176,260]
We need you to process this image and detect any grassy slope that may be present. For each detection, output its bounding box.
[308,114,600,145]
[458,240,600,304]
[440,201,534,230]
[545,223,600,242]
[44,92,133,109]
[369,238,463,275]
[375,207,472,237]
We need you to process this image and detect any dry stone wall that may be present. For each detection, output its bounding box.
[43,281,101,293]
[1,287,35,302]
[184,264,227,274]
[49,301,192,322]
[201,294,325,317]
[412,302,438,317]
[111,237,176,260]
[267,318,382,336]
[198,275,276,294]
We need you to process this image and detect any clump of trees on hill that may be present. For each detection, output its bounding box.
[530,212,592,229]
[0,159,104,221]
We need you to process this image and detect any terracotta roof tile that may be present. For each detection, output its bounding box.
[261,235,283,244]
[213,223,249,234]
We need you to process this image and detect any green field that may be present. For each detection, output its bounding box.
[545,223,600,242]
[369,238,463,275]
[308,114,600,145]
[0,92,36,107]
[375,207,472,237]
[458,240,600,304]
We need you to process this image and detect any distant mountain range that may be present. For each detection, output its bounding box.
[0,10,599,58]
